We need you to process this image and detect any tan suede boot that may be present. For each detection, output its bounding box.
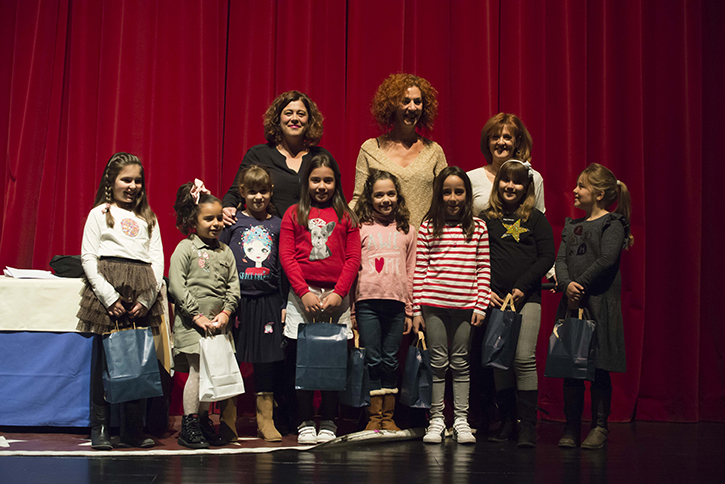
[256,392,282,442]
[218,397,238,443]
[365,390,385,430]
[380,389,401,431]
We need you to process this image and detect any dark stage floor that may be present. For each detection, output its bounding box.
[1,421,723,483]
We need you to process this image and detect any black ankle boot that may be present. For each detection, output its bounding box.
[179,414,210,449]
[119,399,155,448]
[488,388,517,442]
[582,387,611,449]
[517,390,538,448]
[559,384,585,448]
[199,411,228,446]
[91,403,112,450]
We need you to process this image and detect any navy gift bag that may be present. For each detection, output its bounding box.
[339,329,370,407]
[295,320,348,391]
[481,293,523,370]
[102,325,163,404]
[400,332,432,409]
[544,308,598,381]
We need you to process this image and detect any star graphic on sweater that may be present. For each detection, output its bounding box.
[501,219,529,242]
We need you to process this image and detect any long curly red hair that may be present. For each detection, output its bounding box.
[371,73,439,131]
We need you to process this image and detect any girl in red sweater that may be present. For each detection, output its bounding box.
[279,153,361,445]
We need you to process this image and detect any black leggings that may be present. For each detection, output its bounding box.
[564,368,612,390]
[253,361,283,393]
[91,336,106,406]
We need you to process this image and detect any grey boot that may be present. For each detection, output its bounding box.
[581,387,611,449]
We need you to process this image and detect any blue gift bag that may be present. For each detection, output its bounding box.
[339,329,370,407]
[481,294,523,370]
[295,321,348,391]
[102,326,163,404]
[400,332,432,409]
[544,308,598,381]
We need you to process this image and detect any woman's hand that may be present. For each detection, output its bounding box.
[321,292,343,313]
[566,282,585,301]
[301,292,322,315]
[128,301,149,319]
[489,292,505,308]
[222,207,237,226]
[412,315,425,333]
[403,316,413,335]
[108,299,126,318]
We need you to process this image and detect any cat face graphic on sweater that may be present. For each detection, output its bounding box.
[308,219,336,261]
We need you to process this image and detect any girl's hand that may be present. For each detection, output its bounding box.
[550,273,559,293]
[321,292,343,313]
[222,207,237,226]
[566,282,585,301]
[193,314,216,333]
[412,315,425,333]
[403,316,413,335]
[489,292,505,308]
[351,313,357,330]
[301,292,322,315]
[212,311,230,331]
[471,312,485,327]
[281,309,286,324]
[108,299,126,318]
[511,288,525,306]
[128,301,149,319]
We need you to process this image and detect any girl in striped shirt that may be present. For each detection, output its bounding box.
[413,166,491,445]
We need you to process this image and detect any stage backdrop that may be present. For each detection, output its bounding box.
[1,0,722,423]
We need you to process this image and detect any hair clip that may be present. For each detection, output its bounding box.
[190,178,211,204]
[502,159,534,179]
[616,180,622,186]
[101,203,111,214]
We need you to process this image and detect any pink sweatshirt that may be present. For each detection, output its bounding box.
[354,217,416,317]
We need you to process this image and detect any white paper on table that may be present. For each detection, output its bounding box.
[3,267,58,279]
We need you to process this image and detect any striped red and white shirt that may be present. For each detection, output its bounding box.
[413,218,491,317]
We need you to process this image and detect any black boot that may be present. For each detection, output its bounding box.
[119,399,155,448]
[581,387,611,449]
[91,403,112,450]
[199,410,228,446]
[178,414,210,449]
[517,390,538,448]
[488,388,517,442]
[558,383,585,448]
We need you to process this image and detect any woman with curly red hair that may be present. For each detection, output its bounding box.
[350,74,448,228]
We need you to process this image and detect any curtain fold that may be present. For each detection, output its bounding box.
[0,0,720,422]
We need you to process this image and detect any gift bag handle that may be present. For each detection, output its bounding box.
[501,293,514,312]
[578,308,584,319]
[414,331,428,351]
[353,328,361,349]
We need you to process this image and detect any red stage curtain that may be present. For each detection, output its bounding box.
[0,0,721,422]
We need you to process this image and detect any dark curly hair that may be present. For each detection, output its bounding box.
[173,182,221,236]
[371,73,439,131]
[263,90,324,147]
[354,169,411,234]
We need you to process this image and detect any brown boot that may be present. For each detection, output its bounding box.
[218,397,238,443]
[365,391,385,430]
[380,389,401,431]
[256,392,282,442]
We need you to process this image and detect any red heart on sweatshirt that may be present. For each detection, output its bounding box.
[375,257,385,273]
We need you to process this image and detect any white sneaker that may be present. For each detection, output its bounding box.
[316,420,337,443]
[297,421,317,445]
[423,418,446,444]
[453,417,476,444]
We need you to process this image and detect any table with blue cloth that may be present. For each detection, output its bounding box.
[0,276,171,427]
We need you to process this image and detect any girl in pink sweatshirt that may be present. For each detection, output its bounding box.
[352,170,416,432]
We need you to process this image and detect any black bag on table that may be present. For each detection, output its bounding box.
[49,255,84,278]
[544,308,598,381]
[481,293,523,370]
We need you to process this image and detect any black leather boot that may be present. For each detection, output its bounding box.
[488,388,517,442]
[91,403,112,450]
[558,384,585,448]
[178,414,210,449]
[199,410,228,446]
[516,390,538,448]
[119,399,155,448]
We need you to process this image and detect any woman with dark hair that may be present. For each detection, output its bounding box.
[468,113,545,216]
[350,73,447,228]
[222,90,335,224]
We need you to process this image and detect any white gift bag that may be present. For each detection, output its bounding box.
[199,334,245,402]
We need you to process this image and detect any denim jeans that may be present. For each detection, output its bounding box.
[355,299,406,391]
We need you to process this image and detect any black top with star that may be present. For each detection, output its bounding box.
[481,209,555,306]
